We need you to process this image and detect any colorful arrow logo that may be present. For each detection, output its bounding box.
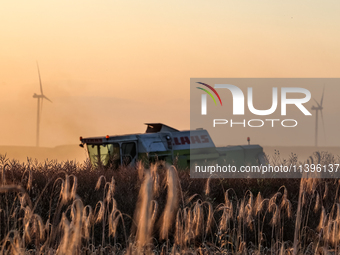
[196,82,222,106]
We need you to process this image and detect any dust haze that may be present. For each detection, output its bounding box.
[1,1,340,162]
[0,78,190,162]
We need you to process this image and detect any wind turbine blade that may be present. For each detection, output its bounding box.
[320,86,325,107]
[36,62,43,95]
[42,95,52,103]
[313,98,321,108]
[320,110,326,143]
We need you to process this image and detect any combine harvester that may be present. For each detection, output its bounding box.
[79,123,266,169]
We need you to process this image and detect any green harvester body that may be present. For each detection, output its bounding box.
[80,123,266,169]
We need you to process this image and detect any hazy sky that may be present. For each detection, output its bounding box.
[1,1,340,147]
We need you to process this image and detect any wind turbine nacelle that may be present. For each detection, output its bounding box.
[311,105,323,110]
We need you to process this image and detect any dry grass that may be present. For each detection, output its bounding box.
[0,152,339,254]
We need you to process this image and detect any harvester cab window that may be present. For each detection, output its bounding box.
[99,143,120,166]
[99,144,111,166]
[109,143,120,167]
[121,142,136,166]
[87,144,99,166]
[87,143,120,167]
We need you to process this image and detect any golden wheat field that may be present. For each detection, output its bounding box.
[0,151,340,254]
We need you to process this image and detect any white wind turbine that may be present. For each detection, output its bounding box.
[33,63,52,147]
[311,87,326,147]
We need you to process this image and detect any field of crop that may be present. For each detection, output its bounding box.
[0,151,339,254]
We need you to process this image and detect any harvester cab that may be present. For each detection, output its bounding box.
[79,123,267,169]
